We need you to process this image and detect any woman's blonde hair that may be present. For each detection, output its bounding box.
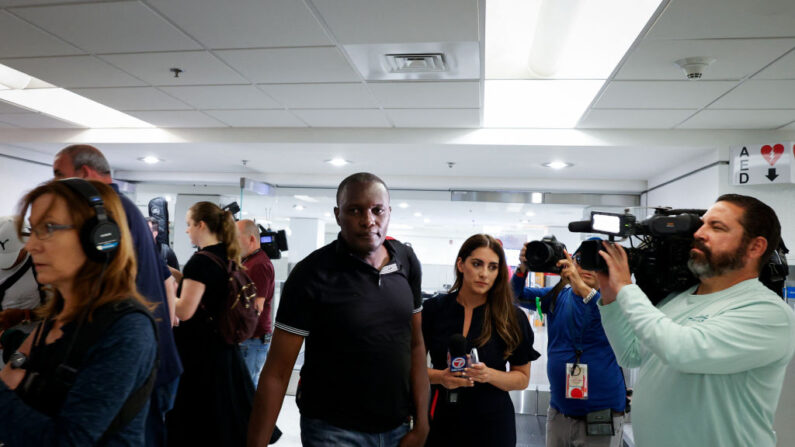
[17,179,151,322]
[449,234,521,359]
[188,201,242,267]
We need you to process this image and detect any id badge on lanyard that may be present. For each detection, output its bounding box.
[565,362,588,399]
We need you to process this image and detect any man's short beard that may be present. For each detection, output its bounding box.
[687,239,748,279]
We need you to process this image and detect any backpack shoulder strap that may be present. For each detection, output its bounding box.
[0,256,34,308]
[196,250,231,272]
[62,299,159,443]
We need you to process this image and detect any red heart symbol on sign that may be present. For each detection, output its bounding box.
[761,144,784,166]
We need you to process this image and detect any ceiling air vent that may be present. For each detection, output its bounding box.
[384,53,447,73]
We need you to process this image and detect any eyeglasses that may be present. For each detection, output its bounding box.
[23,223,76,240]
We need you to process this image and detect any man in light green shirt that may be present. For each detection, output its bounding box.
[597,194,795,447]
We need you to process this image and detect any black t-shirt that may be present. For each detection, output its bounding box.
[179,243,228,344]
[422,292,540,417]
[275,236,422,433]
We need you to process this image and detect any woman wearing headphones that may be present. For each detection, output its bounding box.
[166,202,253,447]
[422,234,540,446]
[0,179,157,446]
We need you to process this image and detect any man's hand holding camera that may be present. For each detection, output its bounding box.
[557,251,593,298]
[596,241,633,305]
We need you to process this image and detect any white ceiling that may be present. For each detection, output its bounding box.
[0,0,794,202]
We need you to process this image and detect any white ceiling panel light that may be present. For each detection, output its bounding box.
[294,195,318,203]
[484,80,603,128]
[0,63,153,128]
[484,0,663,128]
[139,156,161,164]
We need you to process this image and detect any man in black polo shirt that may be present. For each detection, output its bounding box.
[248,173,429,447]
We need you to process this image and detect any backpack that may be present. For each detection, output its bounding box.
[197,251,259,344]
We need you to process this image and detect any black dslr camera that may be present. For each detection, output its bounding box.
[524,235,567,274]
[569,209,789,305]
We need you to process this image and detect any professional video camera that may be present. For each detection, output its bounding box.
[257,224,288,260]
[568,208,790,304]
[523,235,567,274]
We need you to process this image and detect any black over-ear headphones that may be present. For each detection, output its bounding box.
[58,178,121,262]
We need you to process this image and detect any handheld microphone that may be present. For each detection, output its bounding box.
[447,334,468,404]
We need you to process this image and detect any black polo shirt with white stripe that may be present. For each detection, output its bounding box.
[275,235,422,433]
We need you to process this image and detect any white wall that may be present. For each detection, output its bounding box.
[0,155,51,216]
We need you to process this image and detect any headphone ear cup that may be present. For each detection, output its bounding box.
[80,217,121,262]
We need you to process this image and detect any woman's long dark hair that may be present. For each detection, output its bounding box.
[189,201,242,267]
[449,234,521,359]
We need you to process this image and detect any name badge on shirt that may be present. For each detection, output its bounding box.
[565,363,588,399]
[381,263,398,275]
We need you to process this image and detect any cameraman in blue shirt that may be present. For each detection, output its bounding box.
[511,238,626,447]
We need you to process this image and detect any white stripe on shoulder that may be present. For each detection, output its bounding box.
[413,305,424,314]
[275,322,309,337]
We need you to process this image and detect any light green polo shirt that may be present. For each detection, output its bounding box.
[600,279,795,447]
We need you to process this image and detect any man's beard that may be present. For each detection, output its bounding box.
[687,239,747,279]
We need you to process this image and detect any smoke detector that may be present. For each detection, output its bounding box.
[674,57,716,80]
[384,53,447,73]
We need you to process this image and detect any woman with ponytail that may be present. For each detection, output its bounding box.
[166,202,253,446]
[422,234,540,446]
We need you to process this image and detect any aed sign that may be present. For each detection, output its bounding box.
[730,142,794,185]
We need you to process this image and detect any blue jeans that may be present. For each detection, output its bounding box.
[239,337,270,388]
[300,416,410,447]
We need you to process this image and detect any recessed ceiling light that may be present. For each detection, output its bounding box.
[525,211,535,217]
[326,158,350,167]
[398,202,409,209]
[543,161,572,169]
[294,195,318,203]
[293,204,304,211]
[413,212,422,217]
[531,192,543,204]
[423,218,431,224]
[324,212,331,218]
[139,156,161,164]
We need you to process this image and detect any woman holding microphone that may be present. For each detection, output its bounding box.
[422,234,540,446]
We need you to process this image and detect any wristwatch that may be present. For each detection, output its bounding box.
[8,351,28,370]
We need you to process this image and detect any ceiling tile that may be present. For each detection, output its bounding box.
[385,109,480,128]
[127,110,227,128]
[677,109,795,129]
[69,87,191,111]
[216,47,360,83]
[100,51,248,86]
[146,0,331,48]
[779,120,795,130]
[12,2,200,54]
[312,0,479,44]
[0,112,84,128]
[292,109,390,127]
[646,0,795,39]
[204,110,306,127]
[709,80,795,109]
[0,121,15,128]
[593,81,737,109]
[615,38,795,81]
[0,0,101,5]
[578,109,696,129]
[369,81,479,108]
[259,83,374,108]
[754,49,795,80]
[0,11,83,57]
[160,85,282,109]
[0,55,146,88]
